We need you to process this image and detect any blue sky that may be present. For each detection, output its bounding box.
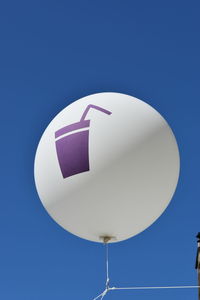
[0,0,200,299]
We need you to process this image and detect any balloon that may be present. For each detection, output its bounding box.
[34,92,180,243]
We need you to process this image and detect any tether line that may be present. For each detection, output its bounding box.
[92,292,105,300]
[105,242,109,289]
[110,285,200,290]
[91,242,200,299]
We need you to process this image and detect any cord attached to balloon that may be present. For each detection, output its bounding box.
[91,239,200,300]
[92,238,111,300]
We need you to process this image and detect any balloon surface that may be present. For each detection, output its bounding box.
[34,92,180,243]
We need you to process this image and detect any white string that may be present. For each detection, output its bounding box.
[105,243,109,289]
[110,285,200,290]
[100,289,109,299]
[91,285,200,299]
[91,244,110,300]
[91,243,200,299]
[91,291,105,300]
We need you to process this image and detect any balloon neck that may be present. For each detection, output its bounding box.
[100,236,115,243]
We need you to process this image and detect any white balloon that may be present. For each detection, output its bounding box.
[34,92,180,243]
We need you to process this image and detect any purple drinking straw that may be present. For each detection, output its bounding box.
[80,104,112,122]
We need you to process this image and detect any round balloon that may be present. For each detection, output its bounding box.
[34,92,180,243]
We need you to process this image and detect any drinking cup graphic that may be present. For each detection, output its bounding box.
[55,104,112,179]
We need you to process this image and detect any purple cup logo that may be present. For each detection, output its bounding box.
[55,104,112,179]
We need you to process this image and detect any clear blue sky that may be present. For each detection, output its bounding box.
[0,0,200,299]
